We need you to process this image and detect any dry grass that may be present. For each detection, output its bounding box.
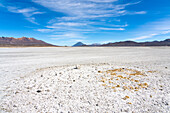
[98,68,153,92]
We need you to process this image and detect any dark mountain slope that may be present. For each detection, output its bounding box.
[101,39,170,46]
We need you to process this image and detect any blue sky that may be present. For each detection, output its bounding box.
[0,0,170,46]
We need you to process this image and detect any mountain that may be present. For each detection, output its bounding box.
[0,37,55,47]
[76,39,170,47]
[72,42,86,47]
[102,39,170,46]
[102,41,139,46]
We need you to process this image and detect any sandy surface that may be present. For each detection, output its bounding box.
[0,47,170,112]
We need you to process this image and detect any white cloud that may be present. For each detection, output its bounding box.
[33,0,146,32]
[53,22,87,26]
[139,17,170,32]
[17,8,36,13]
[37,29,53,33]
[130,30,170,41]
[51,33,86,40]
[6,6,44,24]
[99,27,125,30]
[32,0,147,43]
[130,34,158,41]
[111,24,128,27]
[126,11,147,15]
[7,7,36,17]
[161,30,170,34]
[87,0,118,3]
[129,17,170,41]
[101,40,115,44]
[32,0,145,19]
[32,11,45,15]
[26,17,39,25]
[133,11,147,14]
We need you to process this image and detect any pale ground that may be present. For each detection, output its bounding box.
[0,47,170,112]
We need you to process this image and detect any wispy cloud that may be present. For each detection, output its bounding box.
[126,11,147,15]
[5,6,44,24]
[33,0,146,33]
[36,29,54,33]
[111,24,128,27]
[52,22,87,26]
[87,0,118,3]
[130,31,170,41]
[130,34,158,41]
[33,0,144,18]
[51,33,86,40]
[25,17,38,24]
[129,17,170,41]
[99,27,125,31]
[101,40,115,44]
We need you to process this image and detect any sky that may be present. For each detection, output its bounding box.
[0,0,170,46]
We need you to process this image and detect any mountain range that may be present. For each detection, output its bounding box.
[1,36,170,47]
[73,39,170,47]
[0,37,55,47]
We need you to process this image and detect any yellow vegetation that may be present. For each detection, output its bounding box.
[116,85,120,87]
[135,80,139,82]
[109,81,112,84]
[99,68,150,93]
[127,102,132,104]
[129,86,134,90]
[111,86,115,89]
[143,83,148,86]
[124,77,127,79]
[135,87,139,89]
[123,86,129,90]
[130,79,134,81]
[117,75,123,78]
[111,73,116,75]
[148,71,156,73]
[123,96,130,100]
[101,79,106,83]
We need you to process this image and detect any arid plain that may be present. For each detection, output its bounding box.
[0,47,170,112]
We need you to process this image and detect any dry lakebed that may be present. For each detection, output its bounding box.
[0,47,170,113]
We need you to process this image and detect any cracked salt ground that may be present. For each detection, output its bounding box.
[0,64,170,113]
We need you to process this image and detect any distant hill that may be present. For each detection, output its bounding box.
[102,39,170,46]
[72,42,86,47]
[74,39,170,47]
[0,37,55,47]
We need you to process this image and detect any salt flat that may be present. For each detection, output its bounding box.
[0,47,170,112]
